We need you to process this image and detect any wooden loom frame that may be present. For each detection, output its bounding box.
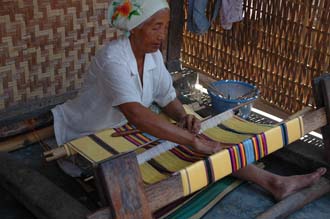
[82,74,330,219]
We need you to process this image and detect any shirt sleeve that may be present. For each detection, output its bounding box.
[100,61,141,107]
[153,54,177,107]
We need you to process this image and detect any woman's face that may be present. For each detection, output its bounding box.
[130,9,170,54]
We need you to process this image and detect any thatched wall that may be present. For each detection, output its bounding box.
[0,0,119,115]
[182,0,330,113]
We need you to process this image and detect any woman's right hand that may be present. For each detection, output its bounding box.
[192,136,232,154]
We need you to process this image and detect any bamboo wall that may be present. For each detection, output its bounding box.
[0,0,119,113]
[182,0,330,113]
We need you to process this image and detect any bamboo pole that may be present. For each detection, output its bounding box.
[0,126,54,152]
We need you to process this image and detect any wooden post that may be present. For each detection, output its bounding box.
[87,174,183,219]
[312,73,330,162]
[166,0,184,72]
[95,152,152,219]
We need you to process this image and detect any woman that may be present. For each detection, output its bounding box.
[52,0,222,154]
[52,0,326,201]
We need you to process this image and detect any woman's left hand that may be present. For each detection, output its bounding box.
[178,114,201,134]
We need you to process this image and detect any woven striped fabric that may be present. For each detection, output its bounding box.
[64,115,274,185]
[180,117,304,196]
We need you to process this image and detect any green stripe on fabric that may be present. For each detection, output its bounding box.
[164,176,242,219]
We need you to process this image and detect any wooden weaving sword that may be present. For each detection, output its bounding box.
[136,99,256,164]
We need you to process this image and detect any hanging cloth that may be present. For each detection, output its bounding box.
[187,0,243,34]
[187,0,221,34]
[220,0,244,30]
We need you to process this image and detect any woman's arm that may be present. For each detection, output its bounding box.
[161,98,186,122]
[118,102,225,154]
[162,98,201,134]
[119,102,194,145]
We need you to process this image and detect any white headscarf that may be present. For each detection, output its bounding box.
[108,0,169,33]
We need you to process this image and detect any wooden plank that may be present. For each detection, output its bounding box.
[0,111,52,139]
[96,151,152,219]
[313,74,330,162]
[88,174,183,219]
[0,126,54,152]
[166,0,184,72]
[145,173,183,212]
[0,152,90,219]
[302,107,327,134]
[256,177,330,219]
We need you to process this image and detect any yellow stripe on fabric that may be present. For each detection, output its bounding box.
[153,151,193,172]
[264,126,283,154]
[179,160,208,196]
[203,127,252,144]
[209,151,232,182]
[181,169,191,195]
[68,137,113,163]
[286,117,304,144]
[221,116,273,134]
[139,162,167,184]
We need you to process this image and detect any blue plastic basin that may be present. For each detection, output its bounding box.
[207,80,259,119]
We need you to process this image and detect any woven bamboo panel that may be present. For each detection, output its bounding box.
[182,0,330,113]
[0,0,119,112]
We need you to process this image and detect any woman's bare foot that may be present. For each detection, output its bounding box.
[271,167,327,201]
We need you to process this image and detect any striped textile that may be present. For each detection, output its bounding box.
[180,117,304,196]
[64,115,273,185]
[158,176,243,219]
[157,163,265,219]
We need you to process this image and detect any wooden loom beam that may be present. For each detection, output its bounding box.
[88,107,328,219]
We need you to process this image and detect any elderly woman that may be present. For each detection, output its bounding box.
[52,0,222,154]
[52,0,326,201]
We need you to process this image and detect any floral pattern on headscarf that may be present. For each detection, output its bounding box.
[111,0,142,23]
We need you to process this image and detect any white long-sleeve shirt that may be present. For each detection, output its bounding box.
[52,36,176,145]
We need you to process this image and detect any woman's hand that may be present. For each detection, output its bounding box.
[178,114,201,134]
[192,136,232,154]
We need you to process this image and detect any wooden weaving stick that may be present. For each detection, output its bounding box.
[136,98,256,164]
[111,129,142,137]
[43,137,161,162]
[256,177,330,219]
